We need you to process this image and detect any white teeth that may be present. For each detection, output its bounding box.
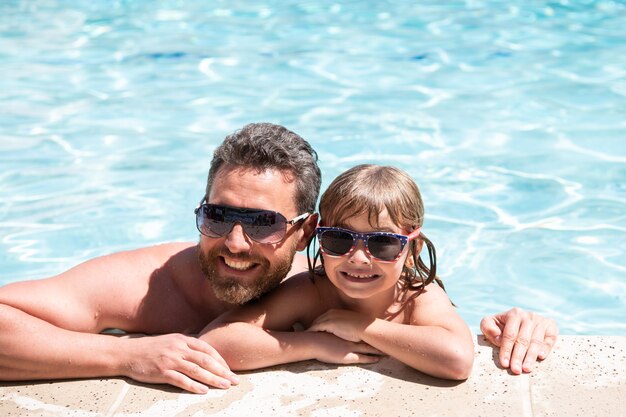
[345,272,377,279]
[224,258,255,270]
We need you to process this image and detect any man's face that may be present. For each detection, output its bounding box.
[198,164,312,304]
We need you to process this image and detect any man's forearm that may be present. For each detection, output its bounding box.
[0,304,123,380]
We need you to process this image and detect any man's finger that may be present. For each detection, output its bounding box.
[178,358,236,389]
[521,321,549,373]
[508,316,535,375]
[187,337,231,370]
[498,313,522,370]
[184,350,239,386]
[187,337,240,384]
[480,315,504,347]
[162,369,210,394]
[538,319,559,360]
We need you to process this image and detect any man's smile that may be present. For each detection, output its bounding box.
[222,256,259,271]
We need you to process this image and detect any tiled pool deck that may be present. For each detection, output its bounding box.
[1,336,624,416]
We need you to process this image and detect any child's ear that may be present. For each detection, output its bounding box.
[296,213,319,251]
[404,240,424,269]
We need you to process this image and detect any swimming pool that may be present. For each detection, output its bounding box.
[1,1,624,335]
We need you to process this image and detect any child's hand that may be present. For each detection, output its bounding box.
[312,332,382,365]
[307,309,372,342]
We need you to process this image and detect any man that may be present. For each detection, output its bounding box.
[0,123,558,394]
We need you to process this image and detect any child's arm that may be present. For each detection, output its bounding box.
[199,273,381,370]
[308,283,474,380]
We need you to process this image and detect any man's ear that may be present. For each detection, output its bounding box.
[296,213,319,251]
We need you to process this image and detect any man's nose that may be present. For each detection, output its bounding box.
[224,223,252,253]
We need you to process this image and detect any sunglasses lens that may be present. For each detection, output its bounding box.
[241,211,285,243]
[320,230,354,256]
[367,235,403,261]
[197,205,286,243]
[197,205,228,237]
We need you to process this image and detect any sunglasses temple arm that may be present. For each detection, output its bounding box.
[195,196,207,211]
[289,212,311,224]
[408,227,422,241]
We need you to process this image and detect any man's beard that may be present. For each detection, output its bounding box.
[198,244,296,305]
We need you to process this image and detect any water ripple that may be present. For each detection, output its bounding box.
[1,1,625,335]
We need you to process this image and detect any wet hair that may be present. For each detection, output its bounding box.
[309,164,445,294]
[206,123,322,214]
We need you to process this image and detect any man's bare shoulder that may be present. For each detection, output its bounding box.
[0,241,202,333]
[78,241,202,306]
[73,241,199,284]
[93,241,197,267]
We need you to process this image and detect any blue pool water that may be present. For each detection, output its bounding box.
[1,1,625,335]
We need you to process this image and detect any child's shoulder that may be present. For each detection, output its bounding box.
[282,270,317,289]
[284,270,343,309]
[406,281,449,306]
[274,271,337,326]
[403,282,458,324]
[278,271,327,300]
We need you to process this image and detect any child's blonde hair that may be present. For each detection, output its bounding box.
[310,164,444,293]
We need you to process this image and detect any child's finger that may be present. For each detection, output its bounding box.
[354,342,384,356]
[344,352,381,364]
[307,321,332,333]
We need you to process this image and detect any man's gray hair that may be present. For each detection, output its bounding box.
[206,123,322,214]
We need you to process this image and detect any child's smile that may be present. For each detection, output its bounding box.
[341,271,381,282]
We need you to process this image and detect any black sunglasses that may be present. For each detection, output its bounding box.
[195,202,310,244]
[316,226,421,262]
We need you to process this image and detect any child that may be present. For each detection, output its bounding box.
[202,164,474,380]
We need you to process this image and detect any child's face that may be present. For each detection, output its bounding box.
[321,210,410,301]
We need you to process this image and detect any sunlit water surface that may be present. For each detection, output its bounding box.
[1,1,625,334]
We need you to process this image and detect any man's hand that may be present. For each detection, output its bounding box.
[307,309,372,342]
[480,308,558,374]
[121,334,240,393]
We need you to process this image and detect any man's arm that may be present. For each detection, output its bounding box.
[480,308,559,374]
[0,245,237,393]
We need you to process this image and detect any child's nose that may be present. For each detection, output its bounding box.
[348,239,371,264]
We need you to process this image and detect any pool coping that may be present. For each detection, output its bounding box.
[1,335,624,416]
